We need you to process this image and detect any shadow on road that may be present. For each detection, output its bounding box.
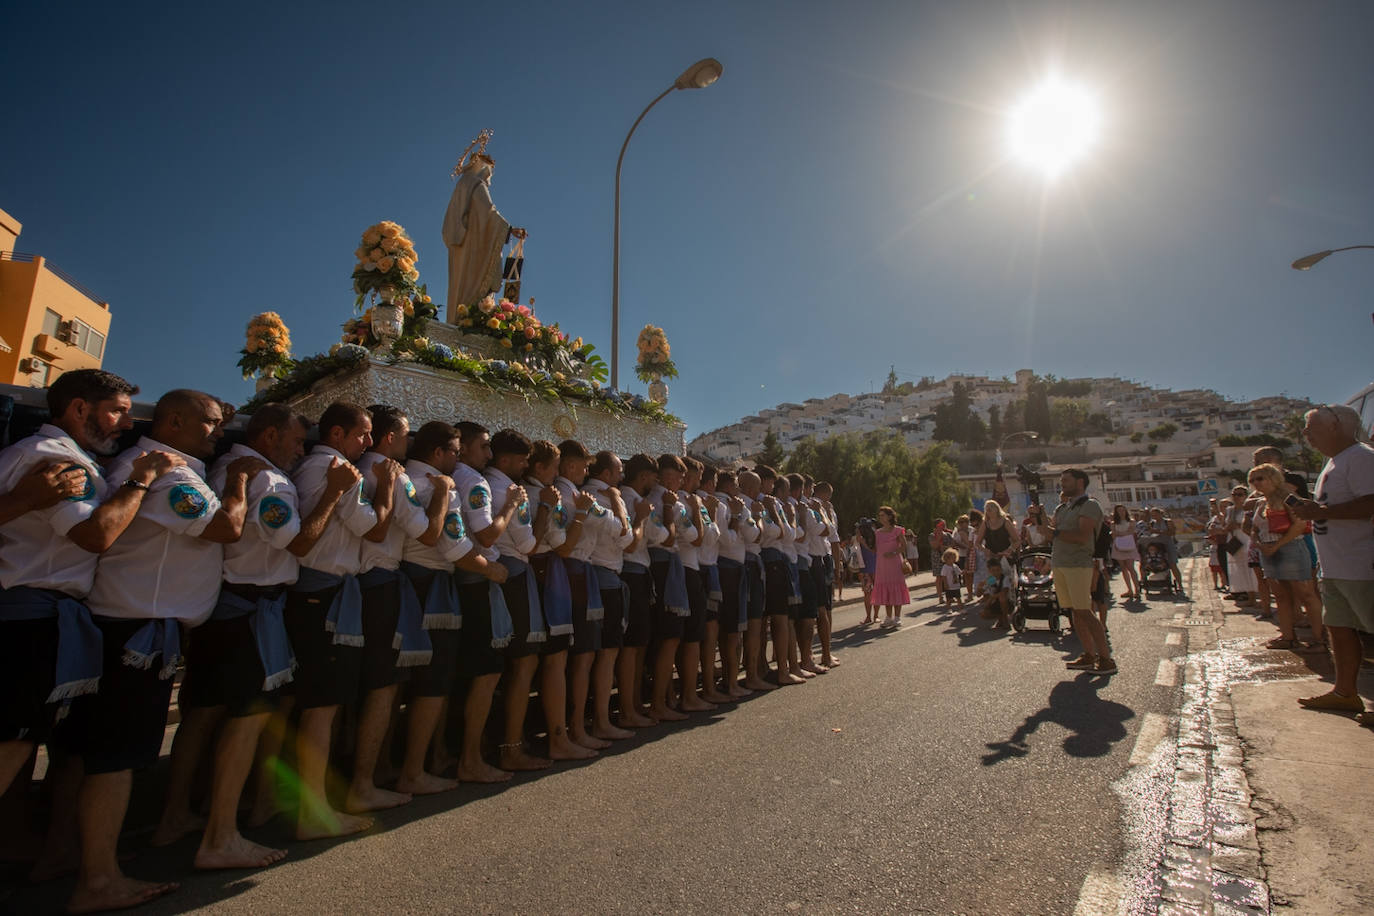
[980,677,1135,766]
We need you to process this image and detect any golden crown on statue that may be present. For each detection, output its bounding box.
[452,128,495,178]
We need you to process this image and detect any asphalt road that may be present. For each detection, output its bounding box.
[3,575,1192,915]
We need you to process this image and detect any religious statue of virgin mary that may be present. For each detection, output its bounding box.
[442,129,526,323]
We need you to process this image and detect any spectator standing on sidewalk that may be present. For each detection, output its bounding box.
[1289,405,1374,723]
[1050,469,1114,675]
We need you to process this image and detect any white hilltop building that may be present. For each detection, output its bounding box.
[689,369,1313,514]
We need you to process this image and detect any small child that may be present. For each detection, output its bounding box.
[940,548,963,606]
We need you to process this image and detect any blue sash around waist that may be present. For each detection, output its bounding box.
[488,579,514,649]
[499,555,547,644]
[0,586,102,702]
[564,557,606,622]
[649,547,690,617]
[541,554,574,637]
[594,564,630,634]
[120,617,183,680]
[360,566,432,668]
[704,563,722,611]
[210,586,296,690]
[292,566,364,647]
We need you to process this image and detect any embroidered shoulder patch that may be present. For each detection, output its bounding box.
[553,505,569,529]
[357,480,371,505]
[168,483,208,520]
[62,464,95,501]
[404,479,421,507]
[444,510,465,540]
[259,495,292,529]
[516,500,531,526]
[468,484,490,509]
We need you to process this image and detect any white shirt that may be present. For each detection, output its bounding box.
[210,443,299,587]
[524,477,568,557]
[622,486,664,567]
[402,459,476,569]
[1313,442,1374,581]
[0,423,108,597]
[292,446,377,576]
[802,500,828,557]
[359,451,431,573]
[453,461,498,563]
[585,478,633,571]
[485,466,536,560]
[758,496,784,552]
[823,502,841,546]
[668,488,701,570]
[716,495,745,564]
[557,476,615,564]
[777,500,798,562]
[86,437,221,624]
[694,490,722,565]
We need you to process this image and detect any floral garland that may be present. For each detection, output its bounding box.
[352,221,420,306]
[241,344,370,413]
[635,324,678,383]
[341,286,437,347]
[237,312,293,379]
[450,294,607,383]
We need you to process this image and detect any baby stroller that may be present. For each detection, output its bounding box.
[1139,538,1176,596]
[1012,547,1064,634]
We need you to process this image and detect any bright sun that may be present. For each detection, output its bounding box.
[1007,78,1102,178]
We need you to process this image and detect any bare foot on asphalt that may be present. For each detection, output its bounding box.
[194,834,287,870]
[67,874,179,914]
[395,772,459,795]
[591,723,634,741]
[499,746,553,771]
[456,760,513,784]
[295,809,374,841]
[150,812,206,848]
[344,784,411,813]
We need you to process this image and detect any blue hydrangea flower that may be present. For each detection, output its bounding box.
[336,344,369,363]
[489,360,508,372]
[430,343,454,361]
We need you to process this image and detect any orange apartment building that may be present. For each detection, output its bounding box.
[0,206,112,387]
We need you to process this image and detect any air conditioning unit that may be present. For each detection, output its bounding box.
[56,321,79,344]
[18,358,42,373]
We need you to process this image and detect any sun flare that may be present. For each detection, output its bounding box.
[1007,78,1101,178]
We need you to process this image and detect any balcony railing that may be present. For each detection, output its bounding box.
[0,251,107,307]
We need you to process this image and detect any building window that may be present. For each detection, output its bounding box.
[71,319,105,359]
[41,309,61,337]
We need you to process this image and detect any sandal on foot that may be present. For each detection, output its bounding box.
[1265,637,1297,650]
[1296,640,1329,655]
[1356,711,1374,728]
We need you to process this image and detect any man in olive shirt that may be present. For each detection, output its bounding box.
[1048,469,1114,675]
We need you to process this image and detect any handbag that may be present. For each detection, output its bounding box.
[1223,535,1244,556]
[1113,534,1135,551]
[502,237,524,302]
[901,559,913,575]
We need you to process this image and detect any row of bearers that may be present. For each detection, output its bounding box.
[0,369,844,913]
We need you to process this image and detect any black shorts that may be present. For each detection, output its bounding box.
[650,558,684,644]
[402,565,460,697]
[566,566,602,656]
[57,617,175,774]
[501,568,542,660]
[599,581,626,650]
[745,558,764,621]
[682,567,707,643]
[717,563,743,634]
[813,559,832,612]
[284,585,363,709]
[359,573,402,690]
[180,585,284,718]
[0,615,61,742]
[797,563,819,621]
[455,577,505,678]
[1092,570,1109,606]
[764,560,792,617]
[622,570,653,648]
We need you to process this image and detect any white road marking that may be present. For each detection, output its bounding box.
[1128,712,1171,768]
[1155,658,1180,687]
[1074,869,1123,916]
[1165,631,1183,646]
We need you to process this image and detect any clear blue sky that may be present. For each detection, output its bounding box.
[4,1,1371,436]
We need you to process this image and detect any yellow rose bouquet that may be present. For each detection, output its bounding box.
[352,220,422,307]
[634,324,678,383]
[237,311,294,379]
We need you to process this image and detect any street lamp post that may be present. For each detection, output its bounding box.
[1290,244,1374,271]
[611,57,723,390]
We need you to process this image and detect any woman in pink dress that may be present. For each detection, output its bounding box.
[871,506,911,627]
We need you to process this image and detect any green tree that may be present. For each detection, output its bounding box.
[785,431,970,571]
[1147,422,1178,442]
[1025,380,1052,439]
[1049,398,1089,443]
[987,404,1003,444]
[882,366,898,393]
[758,426,786,468]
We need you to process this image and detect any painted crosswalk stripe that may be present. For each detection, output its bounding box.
[1165,631,1183,647]
[1128,712,1170,767]
[1155,658,1180,687]
[1074,869,1122,916]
